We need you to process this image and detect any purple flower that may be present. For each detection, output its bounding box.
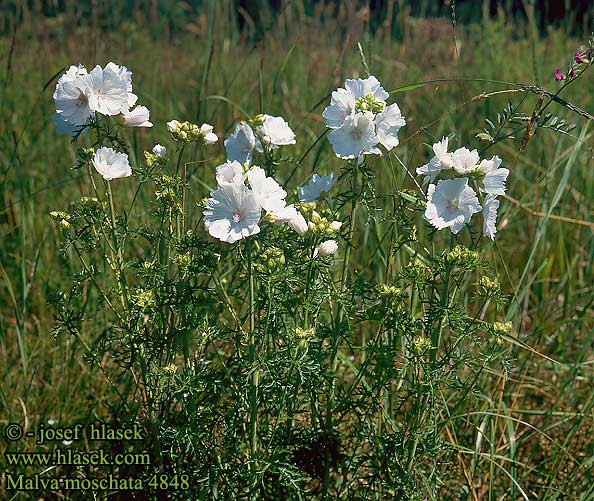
[554,68,566,81]
[568,67,575,79]
[574,50,591,64]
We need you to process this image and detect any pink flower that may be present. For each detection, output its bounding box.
[574,50,591,64]
[554,68,566,81]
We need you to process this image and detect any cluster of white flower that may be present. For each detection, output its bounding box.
[53,62,152,136]
[203,160,307,244]
[322,76,405,159]
[417,137,509,239]
[224,114,296,165]
[204,125,339,256]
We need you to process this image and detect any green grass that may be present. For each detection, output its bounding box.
[1,2,593,499]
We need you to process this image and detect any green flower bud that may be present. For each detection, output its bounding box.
[412,336,433,357]
[354,93,385,114]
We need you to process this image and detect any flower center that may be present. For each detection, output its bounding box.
[446,200,459,214]
[233,212,241,223]
[351,130,362,141]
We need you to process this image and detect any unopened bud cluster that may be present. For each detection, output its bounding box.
[377,284,405,309]
[50,211,72,230]
[155,175,184,210]
[131,288,156,311]
[167,120,218,145]
[78,147,96,163]
[492,321,512,336]
[295,202,317,218]
[145,150,167,169]
[411,335,433,357]
[307,211,342,237]
[295,327,316,349]
[476,276,501,297]
[445,245,480,269]
[172,252,193,271]
[404,258,432,282]
[355,93,385,114]
[257,247,285,272]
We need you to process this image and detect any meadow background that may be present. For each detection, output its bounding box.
[1,0,593,498]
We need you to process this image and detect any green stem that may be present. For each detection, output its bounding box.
[247,240,259,497]
[323,161,360,496]
[107,181,128,311]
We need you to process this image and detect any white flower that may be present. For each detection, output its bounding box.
[451,147,479,175]
[374,103,406,151]
[482,194,500,240]
[54,113,87,136]
[85,65,129,116]
[322,75,389,129]
[345,76,389,103]
[315,240,339,257]
[92,147,132,181]
[322,88,356,128]
[424,178,482,234]
[216,160,244,186]
[54,73,93,128]
[152,144,166,157]
[54,64,88,91]
[268,204,308,235]
[225,122,257,165]
[327,112,380,159]
[200,123,218,144]
[256,115,296,148]
[298,173,335,202]
[104,61,137,108]
[246,166,287,212]
[203,182,261,243]
[167,120,180,132]
[478,155,509,196]
[123,105,152,127]
[416,137,454,182]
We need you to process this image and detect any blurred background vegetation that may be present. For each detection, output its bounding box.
[0,0,593,498]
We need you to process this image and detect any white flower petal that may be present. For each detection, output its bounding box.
[256,115,295,149]
[298,173,335,202]
[225,122,256,165]
[452,147,479,174]
[123,105,152,127]
[203,182,261,243]
[92,147,132,180]
[246,166,287,212]
[322,88,356,128]
[482,195,500,240]
[152,144,166,157]
[344,76,389,102]
[86,65,129,116]
[374,103,406,151]
[479,156,509,196]
[216,160,244,186]
[316,240,338,257]
[327,112,379,159]
[423,178,481,234]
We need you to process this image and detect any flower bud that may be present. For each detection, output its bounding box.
[412,336,433,357]
[167,120,180,132]
[152,144,167,157]
[316,240,338,257]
